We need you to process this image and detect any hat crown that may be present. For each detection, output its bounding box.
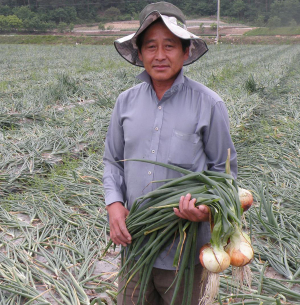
[139,1,186,25]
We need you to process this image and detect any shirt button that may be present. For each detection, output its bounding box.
[151,150,155,153]
[158,106,162,110]
[148,171,152,175]
[155,127,159,131]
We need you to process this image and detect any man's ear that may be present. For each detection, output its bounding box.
[138,50,143,62]
[183,47,190,61]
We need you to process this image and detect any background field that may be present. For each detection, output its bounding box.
[0,43,300,304]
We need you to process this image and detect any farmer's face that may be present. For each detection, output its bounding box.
[138,21,189,88]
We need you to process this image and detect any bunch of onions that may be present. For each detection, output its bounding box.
[103,157,254,305]
[198,151,254,304]
[199,186,254,272]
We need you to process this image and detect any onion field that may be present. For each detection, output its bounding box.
[0,43,300,305]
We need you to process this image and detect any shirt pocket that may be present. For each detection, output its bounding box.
[168,129,201,170]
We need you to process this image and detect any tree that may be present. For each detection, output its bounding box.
[0,14,22,31]
[0,14,7,30]
[104,7,120,21]
[64,6,77,23]
[255,14,266,26]
[270,0,300,26]
[7,14,22,29]
[13,5,34,20]
[267,15,281,27]
[22,16,54,31]
[0,5,12,15]
[57,21,68,32]
[230,0,247,19]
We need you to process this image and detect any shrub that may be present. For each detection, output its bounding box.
[244,74,257,94]
[95,15,109,23]
[0,15,23,31]
[0,5,12,16]
[289,19,297,27]
[210,22,217,30]
[267,16,281,28]
[199,22,204,33]
[12,6,34,20]
[98,23,105,30]
[57,22,68,33]
[119,14,132,21]
[22,17,53,32]
[0,15,6,31]
[69,23,74,32]
[255,15,266,27]
[104,7,120,21]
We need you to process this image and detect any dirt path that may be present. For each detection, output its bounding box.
[74,19,254,36]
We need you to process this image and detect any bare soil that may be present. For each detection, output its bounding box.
[74,20,253,36]
[72,20,300,44]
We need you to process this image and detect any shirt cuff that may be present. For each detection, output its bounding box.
[105,192,124,206]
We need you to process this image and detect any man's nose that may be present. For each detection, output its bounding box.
[155,46,166,60]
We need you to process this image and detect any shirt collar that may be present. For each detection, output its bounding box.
[136,69,185,89]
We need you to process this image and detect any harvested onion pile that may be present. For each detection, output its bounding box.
[108,158,254,305]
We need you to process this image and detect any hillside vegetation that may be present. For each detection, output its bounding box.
[0,0,299,33]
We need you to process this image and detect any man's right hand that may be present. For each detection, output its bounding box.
[106,201,132,247]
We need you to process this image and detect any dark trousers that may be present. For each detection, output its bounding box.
[117,264,207,305]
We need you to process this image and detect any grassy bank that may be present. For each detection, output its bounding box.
[0,34,116,45]
[1,33,300,46]
[245,26,300,36]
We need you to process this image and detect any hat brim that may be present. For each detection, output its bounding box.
[114,11,208,67]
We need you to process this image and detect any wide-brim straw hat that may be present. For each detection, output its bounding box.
[114,1,208,67]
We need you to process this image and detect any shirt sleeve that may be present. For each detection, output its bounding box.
[103,96,127,206]
[203,100,238,179]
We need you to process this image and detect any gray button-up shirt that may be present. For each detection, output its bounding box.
[103,69,237,269]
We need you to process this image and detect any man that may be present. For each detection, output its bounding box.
[103,2,237,304]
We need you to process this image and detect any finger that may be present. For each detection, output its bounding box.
[187,208,206,222]
[173,207,188,219]
[198,205,210,214]
[181,194,192,210]
[178,196,188,218]
[110,229,124,246]
[178,195,185,211]
[180,195,197,219]
[187,198,197,211]
[112,231,129,247]
[175,205,209,222]
[110,223,131,246]
[195,205,210,221]
[118,222,132,242]
[179,194,192,218]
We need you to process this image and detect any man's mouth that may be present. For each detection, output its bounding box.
[153,65,169,70]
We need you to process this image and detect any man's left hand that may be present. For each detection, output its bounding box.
[173,193,210,222]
